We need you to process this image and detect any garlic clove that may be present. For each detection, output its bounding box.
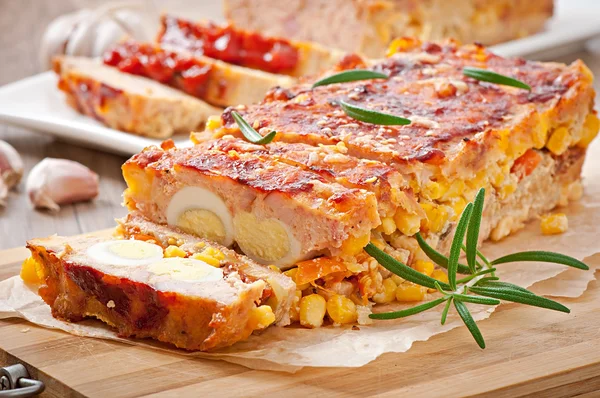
[26,158,99,211]
[39,9,91,70]
[0,140,24,191]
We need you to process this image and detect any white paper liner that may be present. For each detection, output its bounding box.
[2,140,600,372]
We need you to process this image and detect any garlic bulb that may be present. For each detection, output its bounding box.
[39,2,153,70]
[0,140,24,206]
[26,158,99,211]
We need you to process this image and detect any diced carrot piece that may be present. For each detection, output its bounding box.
[511,149,542,179]
[295,257,348,285]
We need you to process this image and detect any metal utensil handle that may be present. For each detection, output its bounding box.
[0,364,45,397]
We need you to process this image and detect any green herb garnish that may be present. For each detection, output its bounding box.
[339,100,411,126]
[366,188,587,348]
[231,111,276,145]
[463,67,531,90]
[312,70,389,88]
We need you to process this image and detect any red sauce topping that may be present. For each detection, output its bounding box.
[103,41,212,99]
[157,15,299,74]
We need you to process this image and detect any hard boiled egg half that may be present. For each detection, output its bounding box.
[87,240,164,267]
[166,187,234,247]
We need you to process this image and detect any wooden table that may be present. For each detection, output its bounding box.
[1,0,600,251]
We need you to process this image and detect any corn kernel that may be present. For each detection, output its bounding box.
[191,247,224,267]
[546,126,572,155]
[205,115,223,131]
[164,245,186,258]
[449,197,467,221]
[372,278,397,304]
[540,213,568,235]
[428,269,450,292]
[577,113,600,148]
[391,274,405,286]
[395,283,427,302]
[20,256,43,284]
[413,260,434,277]
[393,208,422,236]
[326,294,358,324]
[249,305,276,330]
[423,180,448,200]
[387,37,421,56]
[498,182,517,200]
[299,294,327,328]
[420,203,449,233]
[340,233,370,256]
[442,180,466,201]
[381,217,397,235]
[533,113,550,149]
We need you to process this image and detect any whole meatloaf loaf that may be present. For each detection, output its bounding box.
[192,37,598,302]
[225,0,554,58]
[21,217,295,351]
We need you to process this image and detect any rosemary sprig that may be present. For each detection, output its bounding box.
[312,70,388,88]
[339,101,411,126]
[231,111,276,145]
[463,67,531,91]
[367,187,587,348]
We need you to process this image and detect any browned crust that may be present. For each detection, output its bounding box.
[198,39,594,181]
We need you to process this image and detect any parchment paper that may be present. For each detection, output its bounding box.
[2,139,600,372]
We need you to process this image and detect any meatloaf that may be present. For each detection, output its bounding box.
[225,0,553,58]
[22,218,295,351]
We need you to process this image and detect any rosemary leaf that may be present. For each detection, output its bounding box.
[340,100,411,126]
[448,203,474,290]
[441,297,453,325]
[415,233,472,274]
[466,188,485,273]
[312,69,388,88]
[473,276,500,285]
[468,285,570,313]
[365,243,451,290]
[491,251,588,270]
[231,111,276,144]
[456,267,497,284]
[463,67,531,91]
[453,294,500,306]
[454,300,486,349]
[370,297,448,320]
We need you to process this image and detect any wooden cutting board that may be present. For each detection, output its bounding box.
[1,238,600,398]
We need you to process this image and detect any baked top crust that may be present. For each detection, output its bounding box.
[199,39,594,174]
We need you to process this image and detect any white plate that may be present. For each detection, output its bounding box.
[0,72,192,156]
[0,0,599,156]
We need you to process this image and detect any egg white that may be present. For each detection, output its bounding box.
[87,240,164,267]
[166,186,234,246]
[148,257,224,283]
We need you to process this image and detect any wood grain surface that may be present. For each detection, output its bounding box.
[1,242,599,397]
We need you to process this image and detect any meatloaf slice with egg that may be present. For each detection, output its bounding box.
[122,139,380,268]
[22,228,294,351]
